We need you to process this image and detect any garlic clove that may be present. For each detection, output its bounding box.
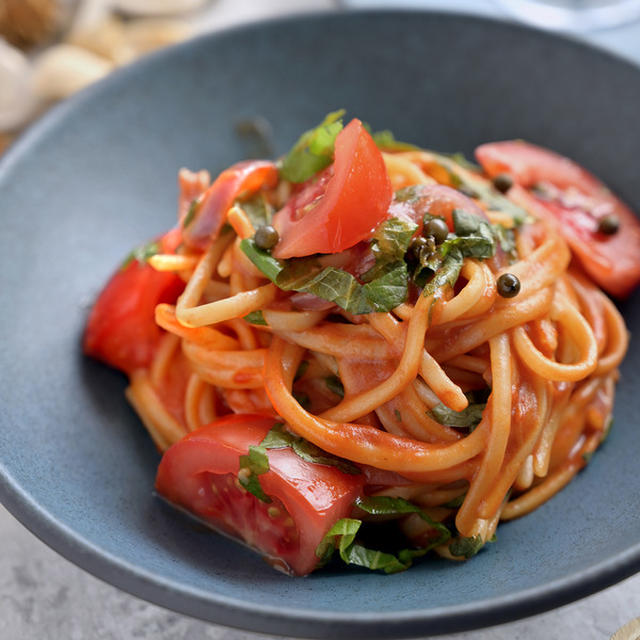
[67,16,136,66]
[123,19,191,55]
[31,43,114,102]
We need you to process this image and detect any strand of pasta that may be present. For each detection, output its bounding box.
[180,282,278,328]
[148,254,199,272]
[175,231,234,326]
[593,292,629,375]
[427,286,554,362]
[155,303,239,350]
[382,152,436,189]
[394,385,460,442]
[277,323,396,360]
[547,376,605,471]
[501,461,582,521]
[478,375,548,518]
[184,373,216,431]
[126,370,187,451]
[532,385,572,477]
[437,260,496,324]
[512,296,598,382]
[262,309,329,332]
[367,310,468,411]
[264,336,488,472]
[149,332,181,387]
[455,333,512,536]
[319,294,433,422]
[182,340,265,389]
[494,227,571,303]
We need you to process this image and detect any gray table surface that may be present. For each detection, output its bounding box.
[3,1,640,638]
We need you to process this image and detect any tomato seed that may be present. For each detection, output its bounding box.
[268,506,281,519]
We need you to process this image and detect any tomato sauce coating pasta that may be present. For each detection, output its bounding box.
[85,115,639,575]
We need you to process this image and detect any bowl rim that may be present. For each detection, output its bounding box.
[1,8,640,638]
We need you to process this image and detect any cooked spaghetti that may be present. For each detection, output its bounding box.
[85,112,640,576]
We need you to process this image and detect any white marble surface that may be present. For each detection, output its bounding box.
[3,1,640,639]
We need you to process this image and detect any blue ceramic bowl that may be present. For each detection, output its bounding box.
[1,11,639,638]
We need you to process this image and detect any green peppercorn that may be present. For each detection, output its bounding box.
[424,218,450,245]
[418,244,435,265]
[408,236,428,261]
[493,173,514,194]
[497,273,521,298]
[597,214,620,235]
[254,225,279,250]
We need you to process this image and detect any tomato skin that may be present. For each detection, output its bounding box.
[84,230,184,373]
[155,414,365,575]
[476,140,640,298]
[272,119,393,259]
[183,160,278,250]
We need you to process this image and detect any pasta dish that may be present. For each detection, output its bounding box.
[84,112,640,575]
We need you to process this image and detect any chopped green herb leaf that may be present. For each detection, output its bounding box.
[361,217,417,285]
[280,110,345,183]
[394,409,402,422]
[260,423,360,475]
[422,246,464,296]
[602,417,614,442]
[493,224,518,263]
[238,445,271,503]
[430,152,527,225]
[354,496,450,541]
[451,209,496,259]
[120,240,160,270]
[371,129,418,152]
[428,402,486,429]
[449,534,484,559]
[325,375,345,398]
[316,518,423,574]
[243,310,267,325]
[182,199,198,228]
[240,194,274,229]
[315,518,361,565]
[316,497,451,573]
[240,238,407,314]
[582,450,594,463]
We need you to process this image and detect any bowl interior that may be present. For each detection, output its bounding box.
[1,11,640,639]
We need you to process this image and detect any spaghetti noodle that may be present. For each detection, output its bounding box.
[84,113,638,575]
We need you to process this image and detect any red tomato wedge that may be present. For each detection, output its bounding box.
[183,160,278,250]
[272,118,393,259]
[84,229,184,373]
[155,414,365,575]
[476,140,640,298]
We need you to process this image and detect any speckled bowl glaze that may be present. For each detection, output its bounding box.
[1,11,639,638]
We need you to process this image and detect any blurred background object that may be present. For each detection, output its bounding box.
[494,0,640,31]
[0,0,61,49]
[1,0,639,145]
[0,0,334,147]
[0,0,197,137]
[342,0,640,62]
